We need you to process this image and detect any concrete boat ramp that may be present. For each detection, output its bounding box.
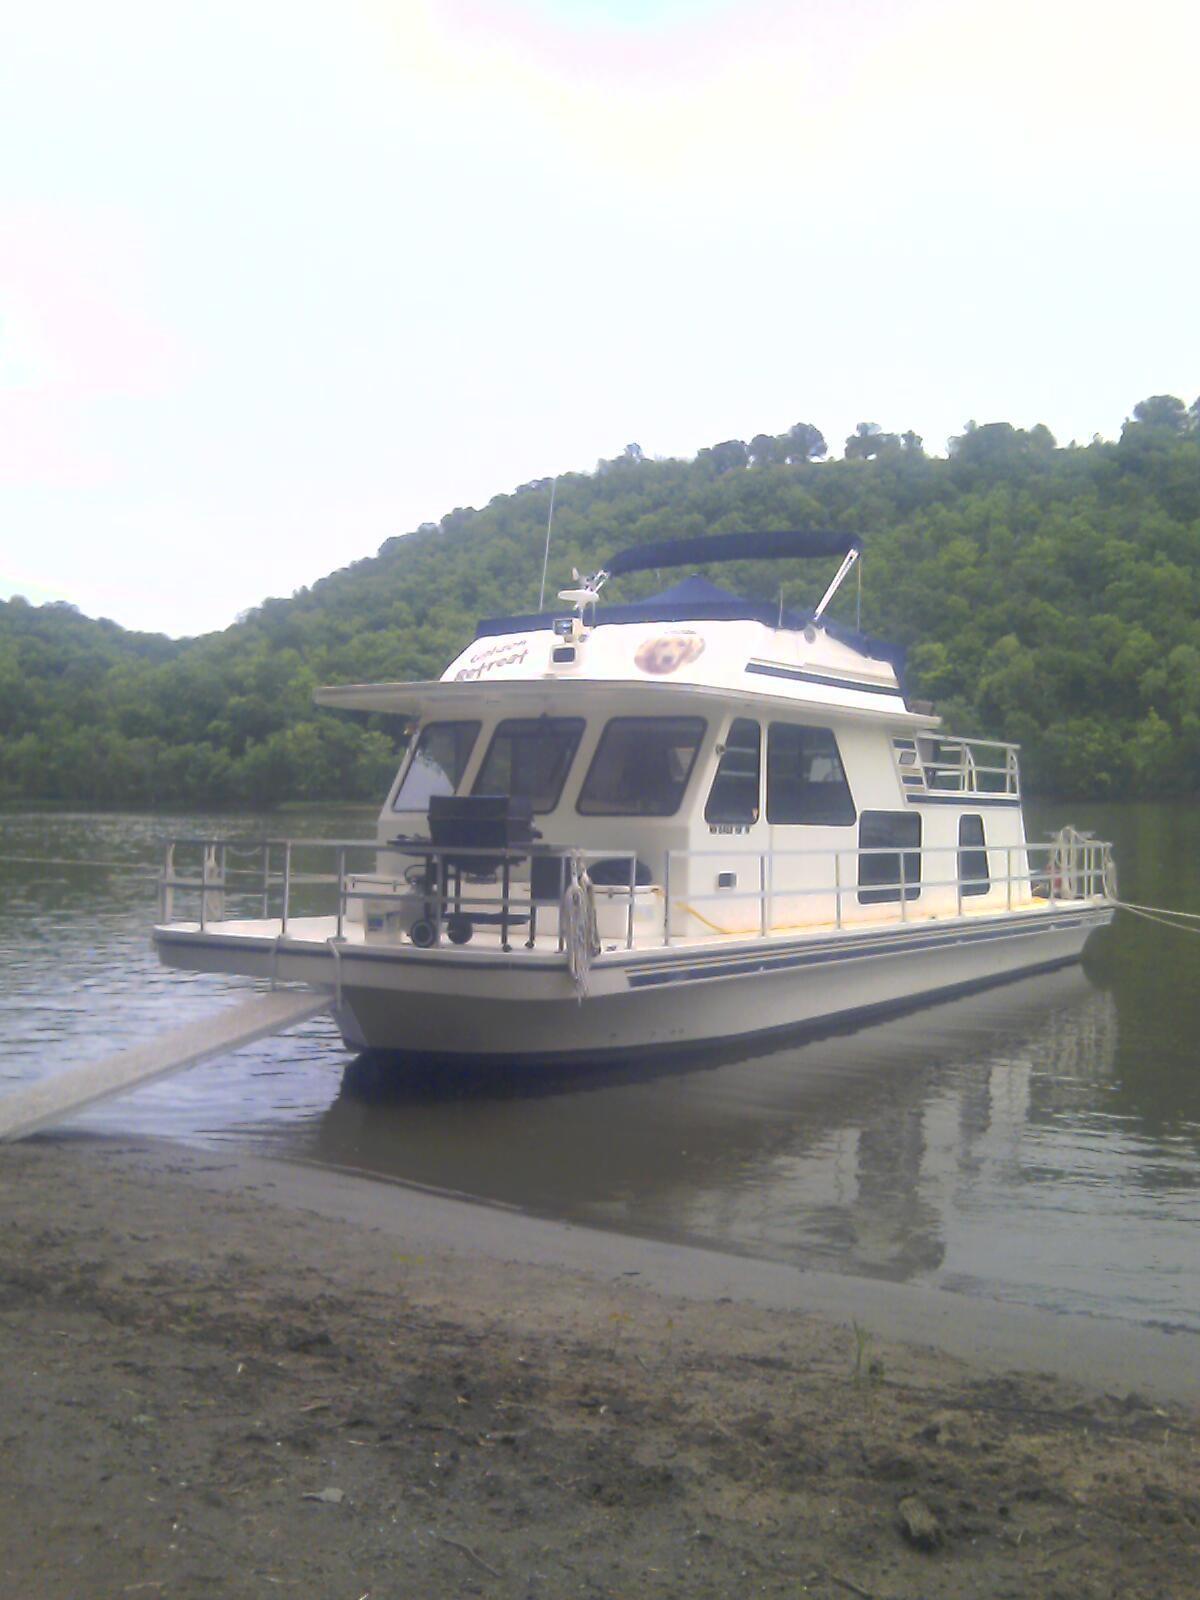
[0,989,328,1142]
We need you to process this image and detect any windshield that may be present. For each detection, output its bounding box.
[472,718,584,813]
[577,717,706,816]
[766,723,856,825]
[392,721,480,812]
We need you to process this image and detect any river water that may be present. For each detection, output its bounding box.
[1,802,1197,1331]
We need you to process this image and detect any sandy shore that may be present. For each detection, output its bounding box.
[1,1138,1196,1599]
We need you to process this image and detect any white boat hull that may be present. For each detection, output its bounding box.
[155,902,1113,1064]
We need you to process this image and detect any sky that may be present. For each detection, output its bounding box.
[1,0,1196,637]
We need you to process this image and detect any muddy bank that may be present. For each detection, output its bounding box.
[0,1140,1196,1599]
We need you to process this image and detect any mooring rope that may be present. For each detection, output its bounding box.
[0,853,160,877]
[1115,898,1200,923]
[1114,900,1200,936]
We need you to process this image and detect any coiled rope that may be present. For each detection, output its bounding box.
[560,852,599,1001]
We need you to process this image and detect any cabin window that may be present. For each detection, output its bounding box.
[577,717,706,816]
[858,811,922,902]
[392,721,480,811]
[473,717,584,813]
[766,724,856,825]
[959,814,990,896]
[705,718,761,825]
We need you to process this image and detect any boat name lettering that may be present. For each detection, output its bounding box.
[709,824,751,835]
[455,639,529,680]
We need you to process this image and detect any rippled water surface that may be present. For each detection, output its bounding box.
[2,802,1198,1330]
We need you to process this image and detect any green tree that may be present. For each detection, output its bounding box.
[844,422,900,460]
[1131,395,1189,432]
[5,394,1200,807]
[781,422,827,462]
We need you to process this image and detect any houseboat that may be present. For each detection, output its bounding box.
[153,531,1115,1063]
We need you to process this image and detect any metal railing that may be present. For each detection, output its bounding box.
[158,837,646,951]
[662,834,1113,944]
[894,735,1022,798]
[159,836,377,939]
[158,830,1114,954]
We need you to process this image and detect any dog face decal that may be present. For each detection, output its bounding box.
[634,632,705,675]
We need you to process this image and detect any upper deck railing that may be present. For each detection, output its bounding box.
[893,734,1021,800]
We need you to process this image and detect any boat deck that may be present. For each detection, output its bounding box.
[155,890,1102,961]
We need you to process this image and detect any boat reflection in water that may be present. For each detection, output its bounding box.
[305,962,1179,1329]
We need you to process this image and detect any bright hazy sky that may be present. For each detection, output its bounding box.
[2,0,1196,637]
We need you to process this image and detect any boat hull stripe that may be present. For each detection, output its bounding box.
[745,662,904,698]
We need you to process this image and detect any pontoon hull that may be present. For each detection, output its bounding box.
[155,904,1112,1063]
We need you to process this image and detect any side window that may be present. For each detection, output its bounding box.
[959,813,990,896]
[577,717,706,816]
[705,718,761,825]
[472,717,584,813]
[392,721,480,811]
[766,724,856,825]
[858,810,922,903]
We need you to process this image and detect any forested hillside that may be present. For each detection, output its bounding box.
[3,395,1198,808]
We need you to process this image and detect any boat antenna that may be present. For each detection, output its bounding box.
[856,554,862,631]
[557,565,609,616]
[537,476,558,613]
